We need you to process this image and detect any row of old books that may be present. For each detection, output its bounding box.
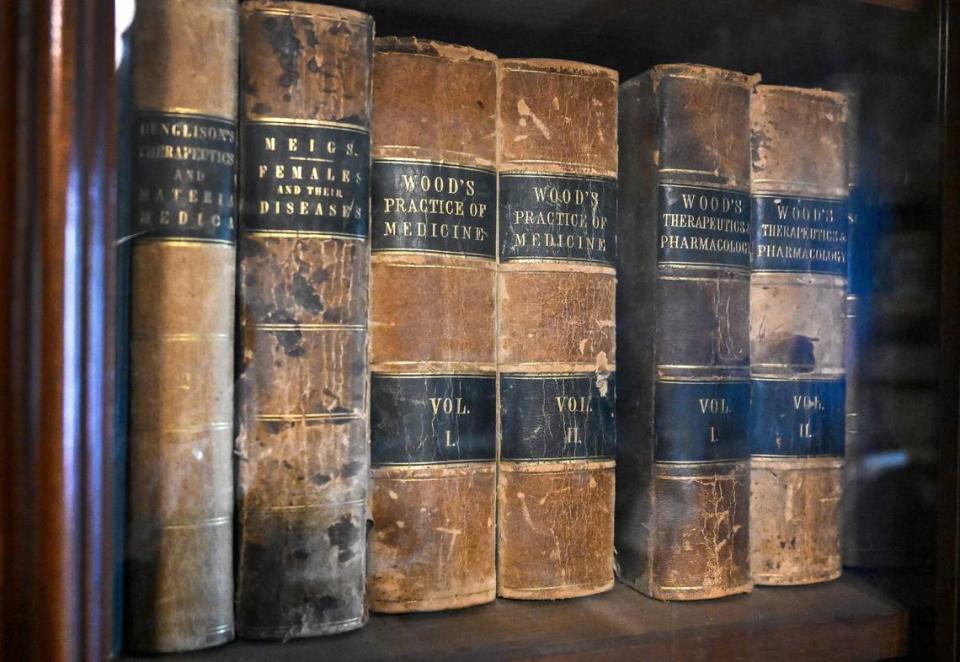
[124,0,855,653]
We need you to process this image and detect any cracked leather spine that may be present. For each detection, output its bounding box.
[496,59,618,600]
[235,1,373,638]
[749,85,849,585]
[125,0,237,652]
[616,65,757,600]
[367,38,498,613]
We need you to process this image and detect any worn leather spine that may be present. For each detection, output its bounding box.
[367,38,498,613]
[125,0,237,652]
[616,65,757,601]
[236,2,372,638]
[749,85,849,585]
[496,59,617,600]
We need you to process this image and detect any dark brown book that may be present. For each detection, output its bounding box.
[616,64,757,600]
[235,1,373,638]
[367,38,498,613]
[125,0,237,652]
[496,59,617,600]
[749,85,849,585]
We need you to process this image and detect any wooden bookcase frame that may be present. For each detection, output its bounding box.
[1,0,957,659]
[1,0,116,660]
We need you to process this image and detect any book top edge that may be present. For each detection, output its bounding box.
[241,0,373,25]
[624,64,760,88]
[755,84,850,108]
[375,36,497,62]
[498,58,618,82]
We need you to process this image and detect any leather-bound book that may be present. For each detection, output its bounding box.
[368,38,498,613]
[749,85,849,585]
[235,1,373,638]
[125,0,237,652]
[616,65,757,600]
[496,59,618,600]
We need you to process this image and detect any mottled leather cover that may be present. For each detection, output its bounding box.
[496,59,618,600]
[749,85,849,585]
[125,0,237,652]
[235,1,373,638]
[616,65,757,600]
[367,38,497,613]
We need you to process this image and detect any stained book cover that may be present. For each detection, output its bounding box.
[124,0,237,652]
[368,38,498,613]
[616,64,757,600]
[496,59,617,600]
[235,1,373,638]
[749,85,849,585]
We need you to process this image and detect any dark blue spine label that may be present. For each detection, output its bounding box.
[371,160,496,257]
[499,173,616,265]
[752,194,848,275]
[657,184,750,269]
[654,381,750,462]
[241,121,370,238]
[750,379,845,457]
[133,111,237,243]
[370,374,496,466]
[499,373,616,461]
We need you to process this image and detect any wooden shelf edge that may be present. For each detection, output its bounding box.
[122,572,907,661]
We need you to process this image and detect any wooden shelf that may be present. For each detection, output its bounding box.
[125,573,907,661]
